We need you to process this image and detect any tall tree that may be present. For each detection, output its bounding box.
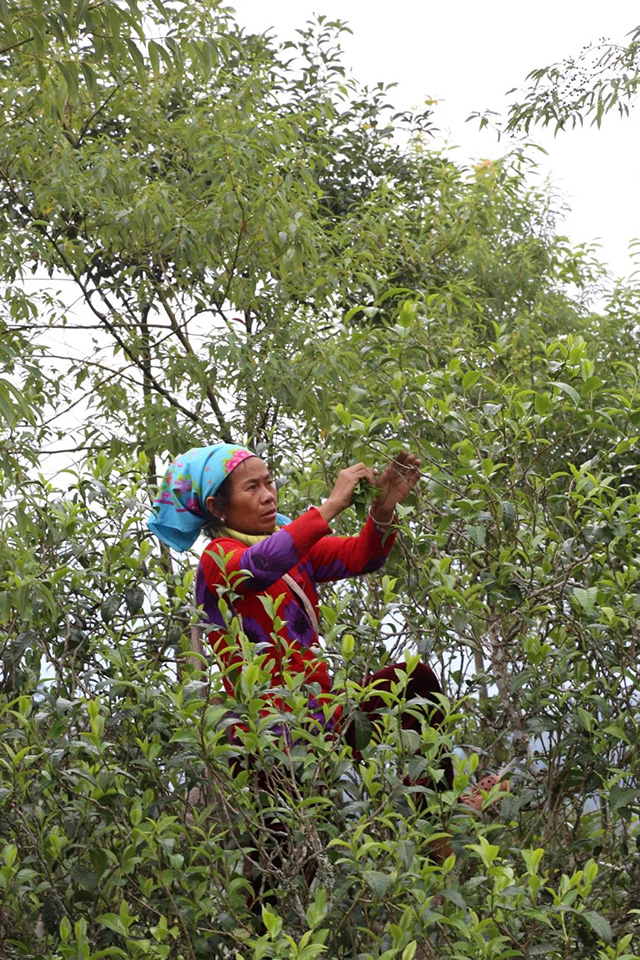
[1,3,640,958]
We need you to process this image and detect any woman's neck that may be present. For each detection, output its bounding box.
[219,525,275,546]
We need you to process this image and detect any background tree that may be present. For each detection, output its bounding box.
[1,2,640,958]
[500,23,640,133]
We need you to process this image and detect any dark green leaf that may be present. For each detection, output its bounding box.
[124,586,145,615]
[500,500,516,530]
[100,596,121,623]
[362,870,390,898]
[579,911,612,943]
[352,709,373,752]
[70,865,97,891]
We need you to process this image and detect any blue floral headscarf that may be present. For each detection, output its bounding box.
[148,443,286,551]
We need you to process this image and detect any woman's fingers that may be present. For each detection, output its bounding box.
[360,465,376,485]
[397,453,421,476]
[345,463,375,484]
[321,452,423,525]
[402,454,422,487]
[374,451,422,504]
[327,463,376,514]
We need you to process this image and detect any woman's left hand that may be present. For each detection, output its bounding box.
[371,451,421,523]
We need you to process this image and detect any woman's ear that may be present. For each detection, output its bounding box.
[205,495,224,521]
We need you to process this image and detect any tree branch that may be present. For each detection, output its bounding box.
[150,278,234,442]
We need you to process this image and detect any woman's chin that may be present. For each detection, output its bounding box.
[253,516,277,533]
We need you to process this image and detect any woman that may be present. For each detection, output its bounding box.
[148,441,509,856]
[148,442,447,744]
[148,442,510,918]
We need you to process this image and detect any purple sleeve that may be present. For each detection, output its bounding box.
[200,507,331,594]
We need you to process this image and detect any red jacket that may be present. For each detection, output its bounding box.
[196,507,396,696]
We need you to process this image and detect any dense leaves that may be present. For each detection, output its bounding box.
[1,2,640,958]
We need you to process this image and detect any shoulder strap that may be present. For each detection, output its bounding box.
[282,573,320,637]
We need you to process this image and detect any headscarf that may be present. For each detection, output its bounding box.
[147,443,288,551]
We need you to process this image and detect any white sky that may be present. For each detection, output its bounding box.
[234,0,640,279]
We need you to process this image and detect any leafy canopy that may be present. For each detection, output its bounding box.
[1,2,640,958]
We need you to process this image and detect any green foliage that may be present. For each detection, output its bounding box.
[473,23,640,134]
[1,1,640,958]
[1,640,637,959]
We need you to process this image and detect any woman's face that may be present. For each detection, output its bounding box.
[210,456,278,534]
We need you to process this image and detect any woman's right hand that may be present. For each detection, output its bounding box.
[318,463,376,523]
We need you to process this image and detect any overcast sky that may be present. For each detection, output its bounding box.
[234,1,640,280]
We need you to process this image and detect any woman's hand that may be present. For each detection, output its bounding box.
[318,462,376,523]
[370,451,421,525]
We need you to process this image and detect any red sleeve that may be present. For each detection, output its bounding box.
[200,506,331,595]
[307,513,396,583]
